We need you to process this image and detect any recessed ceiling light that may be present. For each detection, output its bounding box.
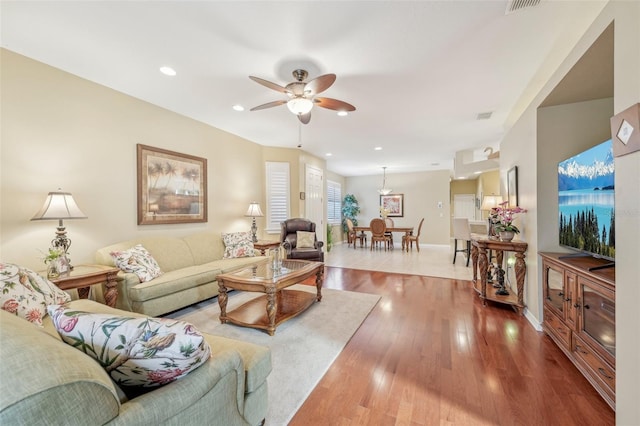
[374,147,382,151]
[232,105,245,112]
[159,66,176,76]
[337,111,348,117]
[326,153,332,157]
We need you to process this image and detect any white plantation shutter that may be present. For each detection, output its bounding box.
[266,162,290,232]
[327,180,342,224]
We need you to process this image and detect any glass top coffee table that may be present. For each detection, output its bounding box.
[216,259,324,335]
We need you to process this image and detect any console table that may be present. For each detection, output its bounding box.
[470,235,528,314]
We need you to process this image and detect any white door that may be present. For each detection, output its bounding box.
[305,165,324,243]
[453,194,476,220]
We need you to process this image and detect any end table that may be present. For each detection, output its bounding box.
[48,264,120,308]
[253,240,281,256]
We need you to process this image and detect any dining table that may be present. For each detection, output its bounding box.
[353,225,414,251]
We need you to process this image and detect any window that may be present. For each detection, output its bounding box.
[327,180,342,225]
[265,162,290,232]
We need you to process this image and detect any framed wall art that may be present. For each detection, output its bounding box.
[380,194,404,217]
[137,144,207,225]
[507,166,518,208]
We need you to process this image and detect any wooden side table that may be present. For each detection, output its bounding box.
[470,235,528,314]
[253,240,281,256]
[49,264,120,308]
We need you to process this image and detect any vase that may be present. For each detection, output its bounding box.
[499,231,515,242]
[47,260,61,279]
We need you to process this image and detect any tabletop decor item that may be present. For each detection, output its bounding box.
[493,201,527,241]
[245,202,264,243]
[42,247,69,279]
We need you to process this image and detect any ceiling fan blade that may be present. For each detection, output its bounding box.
[249,76,288,93]
[304,73,336,95]
[314,97,356,112]
[250,100,287,111]
[298,112,311,124]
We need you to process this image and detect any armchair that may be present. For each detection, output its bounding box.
[280,218,325,262]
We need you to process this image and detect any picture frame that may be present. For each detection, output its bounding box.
[137,144,207,225]
[380,194,404,217]
[507,166,518,208]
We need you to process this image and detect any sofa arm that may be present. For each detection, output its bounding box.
[315,241,324,250]
[111,350,247,425]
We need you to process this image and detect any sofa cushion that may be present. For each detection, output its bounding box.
[182,232,224,265]
[110,244,163,283]
[207,335,272,393]
[222,232,255,259]
[127,265,222,302]
[0,263,71,326]
[96,237,195,273]
[47,305,211,388]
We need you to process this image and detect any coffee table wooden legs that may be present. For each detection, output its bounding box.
[266,287,277,335]
[315,267,324,302]
[218,281,229,323]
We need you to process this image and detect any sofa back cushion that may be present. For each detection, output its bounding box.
[182,232,224,265]
[96,237,195,272]
[0,310,119,425]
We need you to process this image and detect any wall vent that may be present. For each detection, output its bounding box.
[505,0,541,14]
[477,111,493,120]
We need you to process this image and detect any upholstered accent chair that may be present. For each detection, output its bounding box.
[346,218,367,249]
[452,217,471,266]
[370,218,391,251]
[403,218,424,252]
[280,218,324,262]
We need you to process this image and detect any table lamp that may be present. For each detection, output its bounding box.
[245,202,264,243]
[31,189,88,267]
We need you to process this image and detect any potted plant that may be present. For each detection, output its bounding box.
[326,223,333,252]
[341,194,361,237]
[493,202,527,241]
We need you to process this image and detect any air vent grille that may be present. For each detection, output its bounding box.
[505,0,541,14]
[477,112,493,120]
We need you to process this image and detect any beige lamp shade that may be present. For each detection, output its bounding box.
[31,191,87,220]
[480,195,503,211]
[245,202,264,217]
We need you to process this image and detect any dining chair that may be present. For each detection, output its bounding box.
[370,218,391,251]
[346,218,367,249]
[384,217,394,248]
[452,217,471,266]
[403,218,424,252]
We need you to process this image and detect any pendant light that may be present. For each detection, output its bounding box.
[378,167,392,195]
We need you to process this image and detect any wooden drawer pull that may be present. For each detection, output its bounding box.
[598,368,613,380]
[575,344,588,355]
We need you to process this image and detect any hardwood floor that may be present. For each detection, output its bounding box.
[290,267,614,425]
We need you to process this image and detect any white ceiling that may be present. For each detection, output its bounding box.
[1,1,607,177]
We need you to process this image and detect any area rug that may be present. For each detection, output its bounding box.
[165,284,380,426]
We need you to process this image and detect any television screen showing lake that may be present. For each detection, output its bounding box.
[557,139,615,259]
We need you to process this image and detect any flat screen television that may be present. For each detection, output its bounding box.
[558,138,615,261]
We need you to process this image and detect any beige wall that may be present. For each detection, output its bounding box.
[345,170,451,245]
[0,49,324,270]
[500,1,639,421]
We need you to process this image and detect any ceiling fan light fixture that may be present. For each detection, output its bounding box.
[287,97,313,115]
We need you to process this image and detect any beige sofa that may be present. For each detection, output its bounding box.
[0,299,271,425]
[94,232,267,317]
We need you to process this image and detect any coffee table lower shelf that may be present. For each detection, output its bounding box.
[221,289,318,335]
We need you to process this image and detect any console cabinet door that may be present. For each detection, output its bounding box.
[564,270,578,330]
[542,259,565,319]
[576,276,615,366]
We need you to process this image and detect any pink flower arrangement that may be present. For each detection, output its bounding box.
[494,202,527,234]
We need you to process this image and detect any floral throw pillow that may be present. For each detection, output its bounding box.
[0,263,71,326]
[47,305,211,388]
[110,244,162,283]
[222,232,255,259]
[296,231,316,248]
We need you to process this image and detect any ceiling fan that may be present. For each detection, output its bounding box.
[249,69,356,124]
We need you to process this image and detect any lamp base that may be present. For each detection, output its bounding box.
[250,217,258,243]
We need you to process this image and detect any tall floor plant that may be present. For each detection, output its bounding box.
[341,194,361,235]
